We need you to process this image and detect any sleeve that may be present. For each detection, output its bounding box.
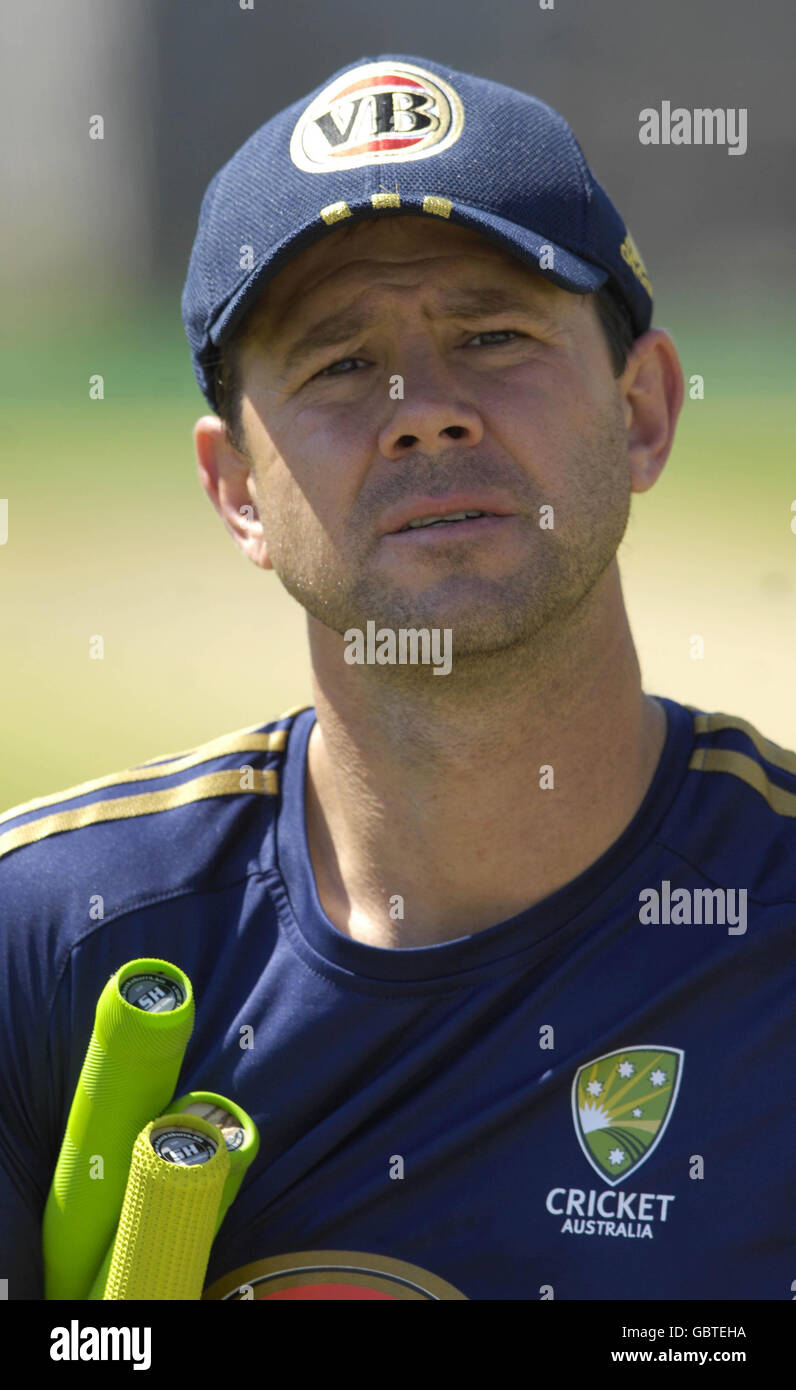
[0,853,74,1300]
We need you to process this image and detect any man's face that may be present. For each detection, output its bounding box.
[235,215,633,656]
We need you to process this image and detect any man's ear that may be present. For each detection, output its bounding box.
[619,328,685,494]
[193,415,273,570]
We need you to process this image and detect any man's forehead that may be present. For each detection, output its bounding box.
[243,215,558,335]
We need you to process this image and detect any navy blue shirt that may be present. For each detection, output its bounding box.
[1,697,794,1300]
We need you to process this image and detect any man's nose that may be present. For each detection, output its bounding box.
[377,364,484,460]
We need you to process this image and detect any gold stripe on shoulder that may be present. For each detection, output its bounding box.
[0,726,288,828]
[136,723,289,767]
[0,768,278,862]
[690,711,796,777]
[688,748,796,817]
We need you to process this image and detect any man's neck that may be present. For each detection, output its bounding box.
[303,568,667,949]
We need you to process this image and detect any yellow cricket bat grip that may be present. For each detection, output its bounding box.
[43,958,194,1300]
[102,1114,230,1301]
[88,1091,260,1300]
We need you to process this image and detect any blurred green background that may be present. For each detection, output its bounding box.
[1,0,794,814]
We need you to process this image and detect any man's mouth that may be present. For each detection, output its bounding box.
[398,510,495,532]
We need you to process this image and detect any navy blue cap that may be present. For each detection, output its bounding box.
[182,54,654,411]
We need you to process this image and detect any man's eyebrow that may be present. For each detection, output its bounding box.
[277,285,553,373]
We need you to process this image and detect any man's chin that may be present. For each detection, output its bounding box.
[303,563,593,657]
[336,607,549,660]
[343,574,538,630]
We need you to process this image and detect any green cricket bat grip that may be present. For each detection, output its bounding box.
[42,958,194,1300]
[88,1091,260,1300]
[101,1113,230,1301]
[170,1091,260,1231]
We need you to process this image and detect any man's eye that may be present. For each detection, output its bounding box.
[314,356,367,378]
[468,330,523,346]
[309,332,523,381]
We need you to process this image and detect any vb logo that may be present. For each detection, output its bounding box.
[290,61,464,171]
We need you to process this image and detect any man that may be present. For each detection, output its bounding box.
[1,56,793,1301]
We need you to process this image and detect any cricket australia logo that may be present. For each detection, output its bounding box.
[572,1046,684,1186]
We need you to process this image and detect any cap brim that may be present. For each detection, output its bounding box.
[448,201,609,295]
[209,197,609,351]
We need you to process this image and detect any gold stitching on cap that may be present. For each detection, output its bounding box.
[320,202,352,225]
[422,196,452,218]
[371,192,401,209]
[620,232,653,295]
